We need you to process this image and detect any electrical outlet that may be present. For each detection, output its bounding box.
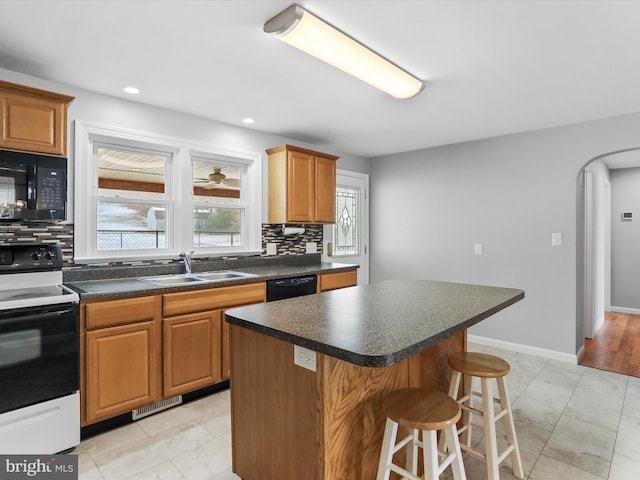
[551,233,562,246]
[266,243,277,255]
[474,243,483,255]
[305,242,317,254]
[294,345,316,372]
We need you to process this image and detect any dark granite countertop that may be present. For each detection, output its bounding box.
[225,279,524,368]
[65,262,358,300]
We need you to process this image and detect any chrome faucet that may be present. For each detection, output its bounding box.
[179,251,194,274]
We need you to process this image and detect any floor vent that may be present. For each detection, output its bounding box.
[132,395,182,420]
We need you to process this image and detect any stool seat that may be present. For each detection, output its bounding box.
[448,352,510,378]
[377,388,467,480]
[383,388,461,431]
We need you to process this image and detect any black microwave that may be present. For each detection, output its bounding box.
[0,150,67,222]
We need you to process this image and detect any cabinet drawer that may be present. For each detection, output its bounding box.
[85,296,158,329]
[318,270,357,292]
[163,282,266,317]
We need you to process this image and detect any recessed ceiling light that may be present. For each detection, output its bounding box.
[242,118,255,124]
[123,86,140,95]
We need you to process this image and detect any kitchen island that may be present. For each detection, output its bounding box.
[225,279,524,480]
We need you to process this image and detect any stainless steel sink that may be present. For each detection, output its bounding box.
[196,271,251,281]
[141,275,205,286]
[142,270,256,286]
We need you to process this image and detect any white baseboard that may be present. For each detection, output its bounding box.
[467,334,579,364]
[609,306,640,315]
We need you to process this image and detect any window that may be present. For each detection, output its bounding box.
[332,185,360,256]
[96,145,170,251]
[74,121,261,262]
[191,159,244,248]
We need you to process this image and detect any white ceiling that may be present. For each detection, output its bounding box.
[1,0,640,159]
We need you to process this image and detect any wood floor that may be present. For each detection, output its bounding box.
[580,311,640,377]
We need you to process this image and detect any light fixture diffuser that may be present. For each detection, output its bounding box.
[264,4,423,99]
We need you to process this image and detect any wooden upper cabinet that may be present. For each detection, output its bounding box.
[267,144,339,224]
[0,80,74,157]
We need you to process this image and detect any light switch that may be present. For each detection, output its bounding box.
[474,243,483,255]
[551,233,562,246]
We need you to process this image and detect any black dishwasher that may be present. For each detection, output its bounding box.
[266,275,317,301]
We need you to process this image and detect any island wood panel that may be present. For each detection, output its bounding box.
[320,356,409,480]
[229,324,465,480]
[408,330,467,392]
[230,325,321,480]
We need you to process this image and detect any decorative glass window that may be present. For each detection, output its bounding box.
[333,185,359,256]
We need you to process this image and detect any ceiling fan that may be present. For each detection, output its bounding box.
[194,166,240,189]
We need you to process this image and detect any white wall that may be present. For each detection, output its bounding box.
[0,67,370,223]
[370,115,640,358]
[610,167,640,311]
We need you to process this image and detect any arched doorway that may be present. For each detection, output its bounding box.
[579,148,640,375]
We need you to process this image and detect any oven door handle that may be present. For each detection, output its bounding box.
[0,305,78,325]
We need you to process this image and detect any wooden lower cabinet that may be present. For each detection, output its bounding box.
[318,269,358,292]
[163,282,266,383]
[81,276,360,426]
[163,310,223,396]
[85,321,160,424]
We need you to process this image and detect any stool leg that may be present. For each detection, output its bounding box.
[481,377,500,480]
[461,373,473,447]
[422,429,439,480]
[496,376,524,479]
[406,428,419,475]
[440,370,463,453]
[444,424,467,480]
[376,418,398,480]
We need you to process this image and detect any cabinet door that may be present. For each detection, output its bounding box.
[0,91,68,156]
[286,150,315,222]
[314,156,337,223]
[85,321,159,424]
[163,311,222,396]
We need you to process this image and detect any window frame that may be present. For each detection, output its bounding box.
[74,121,262,263]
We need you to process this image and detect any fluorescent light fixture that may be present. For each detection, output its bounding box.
[264,4,423,99]
[123,86,140,95]
[242,117,255,124]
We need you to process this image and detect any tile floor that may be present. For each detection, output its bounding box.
[76,343,640,480]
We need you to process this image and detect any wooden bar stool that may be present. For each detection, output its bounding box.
[445,352,524,480]
[376,388,467,480]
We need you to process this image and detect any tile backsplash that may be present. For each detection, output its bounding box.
[0,223,323,268]
[261,224,323,256]
[0,223,74,264]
